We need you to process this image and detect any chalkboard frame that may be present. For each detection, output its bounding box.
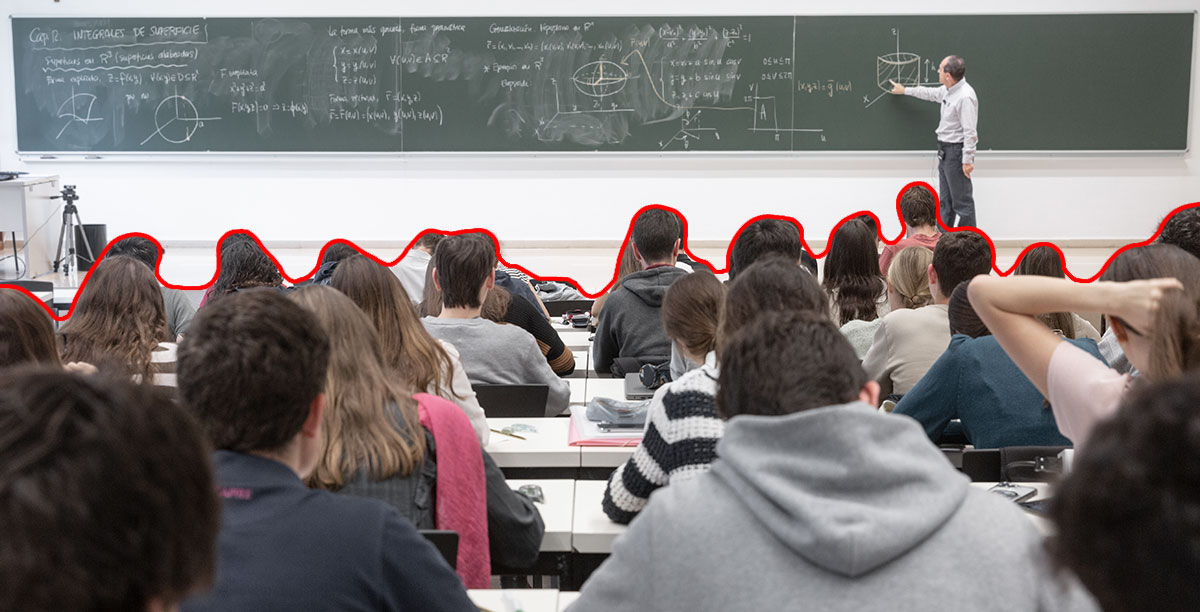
[10,12,1196,156]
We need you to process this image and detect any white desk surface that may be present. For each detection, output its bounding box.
[558,591,580,610]
[469,589,560,612]
[580,444,637,468]
[583,377,627,403]
[485,417,579,468]
[567,378,588,405]
[558,329,592,350]
[506,479,575,552]
[571,480,627,554]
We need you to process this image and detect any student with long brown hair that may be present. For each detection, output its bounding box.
[0,289,61,368]
[58,256,175,384]
[330,255,488,443]
[288,286,543,586]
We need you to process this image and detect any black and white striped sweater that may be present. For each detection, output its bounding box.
[602,352,723,524]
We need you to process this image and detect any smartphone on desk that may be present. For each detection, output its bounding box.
[596,421,643,432]
[987,482,1038,503]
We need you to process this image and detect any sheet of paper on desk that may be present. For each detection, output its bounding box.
[568,406,643,447]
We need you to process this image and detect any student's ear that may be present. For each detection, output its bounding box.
[671,238,681,260]
[431,267,442,292]
[301,393,326,440]
[631,241,646,266]
[485,272,496,290]
[859,380,880,407]
[927,263,940,294]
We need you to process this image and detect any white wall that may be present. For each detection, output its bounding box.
[2,0,1198,248]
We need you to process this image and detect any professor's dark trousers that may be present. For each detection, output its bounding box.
[937,141,976,228]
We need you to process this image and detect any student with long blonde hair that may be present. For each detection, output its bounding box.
[331,255,488,443]
[59,256,175,384]
[288,286,543,585]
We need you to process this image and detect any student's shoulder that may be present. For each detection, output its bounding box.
[296,486,399,535]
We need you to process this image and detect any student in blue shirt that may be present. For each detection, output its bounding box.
[893,279,1105,449]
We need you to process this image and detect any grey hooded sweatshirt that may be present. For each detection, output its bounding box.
[592,265,688,375]
[568,402,1097,612]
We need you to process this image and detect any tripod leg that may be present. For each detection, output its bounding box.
[72,212,96,265]
[53,217,69,273]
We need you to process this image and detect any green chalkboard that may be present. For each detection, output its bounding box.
[10,14,1194,153]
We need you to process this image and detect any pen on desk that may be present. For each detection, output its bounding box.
[489,428,526,440]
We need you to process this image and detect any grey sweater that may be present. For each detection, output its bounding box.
[422,317,570,417]
[569,402,1097,612]
[593,265,687,375]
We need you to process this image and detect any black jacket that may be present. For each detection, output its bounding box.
[593,265,687,375]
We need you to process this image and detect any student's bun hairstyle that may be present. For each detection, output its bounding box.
[177,288,330,453]
[718,255,829,358]
[631,209,681,264]
[1050,374,1200,612]
[718,310,866,419]
[0,367,218,612]
[729,218,804,281]
[0,289,60,368]
[887,246,934,310]
[432,234,495,310]
[1101,243,1200,382]
[662,270,725,360]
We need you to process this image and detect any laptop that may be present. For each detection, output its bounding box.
[623,373,656,400]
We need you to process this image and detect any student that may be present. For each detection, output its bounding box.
[570,310,1090,612]
[206,240,284,305]
[845,245,933,359]
[1013,246,1100,341]
[0,368,218,612]
[824,218,889,326]
[432,272,577,377]
[105,235,197,338]
[593,209,689,374]
[970,242,1200,448]
[879,184,941,276]
[394,231,443,303]
[59,255,176,385]
[331,255,489,443]
[591,239,640,317]
[604,260,830,524]
[289,286,543,584]
[422,234,570,417]
[1050,375,1200,612]
[727,217,806,281]
[862,230,992,398]
[894,280,1103,448]
[176,289,475,612]
[304,241,358,286]
[0,289,61,368]
[198,232,260,307]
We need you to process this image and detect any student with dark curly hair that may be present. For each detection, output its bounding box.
[206,240,284,304]
[0,368,218,612]
[1050,375,1200,612]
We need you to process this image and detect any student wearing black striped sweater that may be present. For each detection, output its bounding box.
[603,258,831,524]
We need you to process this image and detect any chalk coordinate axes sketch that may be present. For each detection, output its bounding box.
[864,29,942,109]
[140,87,221,145]
[55,88,104,139]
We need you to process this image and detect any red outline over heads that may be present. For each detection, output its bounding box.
[2,190,1198,323]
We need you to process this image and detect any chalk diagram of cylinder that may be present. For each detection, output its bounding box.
[865,29,941,109]
[140,87,221,145]
[55,89,104,139]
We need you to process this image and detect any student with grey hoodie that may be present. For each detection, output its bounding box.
[569,310,1096,612]
[593,209,689,375]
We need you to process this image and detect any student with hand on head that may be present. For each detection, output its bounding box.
[422,234,570,417]
[289,286,543,583]
[970,243,1200,448]
[1050,375,1200,612]
[177,289,476,612]
[58,255,177,386]
[894,279,1104,448]
[105,235,196,339]
[0,368,218,612]
[571,310,1092,612]
[879,184,941,276]
[862,230,992,399]
[332,255,489,444]
[593,209,689,375]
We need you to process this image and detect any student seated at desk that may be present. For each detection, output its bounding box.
[105,236,196,340]
[422,234,570,417]
[394,231,441,304]
[593,209,688,375]
[603,259,828,524]
[176,289,475,612]
[1051,375,1200,612]
[893,279,1103,448]
[0,288,62,368]
[570,311,1094,612]
[58,256,176,386]
[289,286,543,585]
[332,255,489,444]
[0,368,219,612]
[199,232,274,307]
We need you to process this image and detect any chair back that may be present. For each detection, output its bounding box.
[419,529,459,570]
[473,383,550,418]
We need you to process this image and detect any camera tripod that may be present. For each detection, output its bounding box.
[51,185,95,276]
